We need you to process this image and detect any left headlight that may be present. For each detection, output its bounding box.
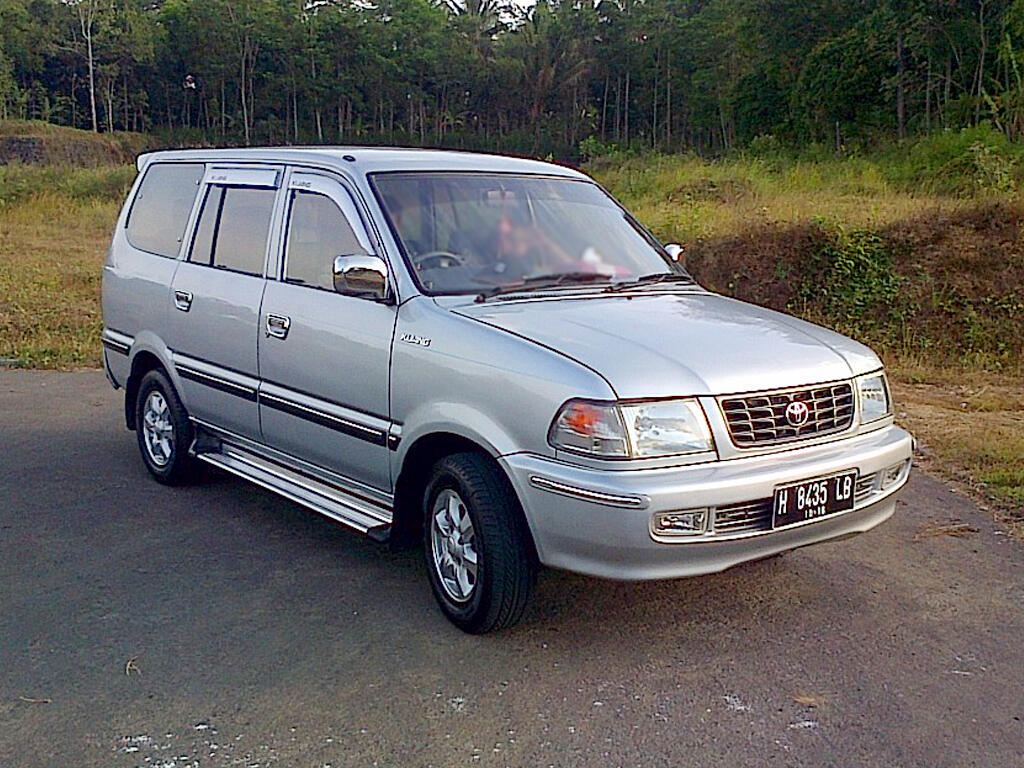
[857,371,892,423]
[549,398,714,458]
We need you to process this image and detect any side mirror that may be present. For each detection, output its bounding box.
[665,243,685,262]
[333,254,390,302]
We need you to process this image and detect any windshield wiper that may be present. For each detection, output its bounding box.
[475,272,614,302]
[604,272,696,292]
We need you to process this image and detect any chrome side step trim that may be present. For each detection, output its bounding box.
[195,444,392,534]
[191,417,393,509]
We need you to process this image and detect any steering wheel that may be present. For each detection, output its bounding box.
[413,250,467,270]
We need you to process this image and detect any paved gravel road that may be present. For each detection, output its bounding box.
[2,371,1022,767]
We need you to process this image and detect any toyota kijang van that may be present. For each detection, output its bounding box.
[102,148,913,633]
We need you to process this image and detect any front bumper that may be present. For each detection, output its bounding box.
[501,424,913,580]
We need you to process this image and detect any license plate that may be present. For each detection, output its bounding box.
[773,471,857,529]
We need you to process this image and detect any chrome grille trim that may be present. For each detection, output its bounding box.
[720,382,855,448]
[713,499,773,534]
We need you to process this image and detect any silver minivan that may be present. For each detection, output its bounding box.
[102,148,913,633]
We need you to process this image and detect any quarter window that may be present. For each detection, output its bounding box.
[126,163,204,258]
[189,185,276,277]
[284,190,371,291]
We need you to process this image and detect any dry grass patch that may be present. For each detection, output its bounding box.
[0,193,124,368]
[891,370,1024,534]
[591,153,963,244]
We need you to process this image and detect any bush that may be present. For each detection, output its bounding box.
[797,228,905,333]
[881,125,1024,195]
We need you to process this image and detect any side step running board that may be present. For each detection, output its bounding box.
[195,445,392,536]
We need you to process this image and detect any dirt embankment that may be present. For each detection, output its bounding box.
[686,203,1024,368]
[0,121,148,167]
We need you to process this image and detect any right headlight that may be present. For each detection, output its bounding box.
[857,371,892,423]
[549,398,714,459]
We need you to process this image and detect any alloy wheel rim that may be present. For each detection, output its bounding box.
[142,391,174,468]
[430,489,479,603]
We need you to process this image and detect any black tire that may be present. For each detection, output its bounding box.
[134,368,197,485]
[422,453,537,634]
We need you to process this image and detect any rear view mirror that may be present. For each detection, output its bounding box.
[665,243,684,262]
[333,255,390,302]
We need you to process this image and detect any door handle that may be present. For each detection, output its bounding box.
[173,290,193,312]
[266,313,291,339]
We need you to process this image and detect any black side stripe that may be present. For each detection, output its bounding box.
[177,366,258,402]
[102,339,130,355]
[261,378,394,425]
[260,393,388,447]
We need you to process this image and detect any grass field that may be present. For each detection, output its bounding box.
[0,163,135,367]
[0,125,1020,519]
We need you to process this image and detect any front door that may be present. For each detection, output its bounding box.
[258,171,396,492]
[165,166,282,440]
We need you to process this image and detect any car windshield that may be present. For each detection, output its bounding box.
[371,172,679,295]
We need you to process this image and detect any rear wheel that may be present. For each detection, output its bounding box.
[423,453,536,633]
[134,369,197,485]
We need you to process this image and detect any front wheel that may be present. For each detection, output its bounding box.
[423,453,537,633]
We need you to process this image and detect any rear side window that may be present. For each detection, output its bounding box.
[189,185,276,277]
[126,163,204,258]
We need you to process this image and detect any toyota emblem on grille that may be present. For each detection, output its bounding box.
[785,400,811,427]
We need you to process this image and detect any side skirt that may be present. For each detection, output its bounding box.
[191,424,392,539]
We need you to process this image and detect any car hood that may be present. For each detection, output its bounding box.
[454,291,882,399]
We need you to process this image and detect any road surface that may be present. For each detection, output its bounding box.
[1,371,1022,766]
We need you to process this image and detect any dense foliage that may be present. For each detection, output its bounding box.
[4,0,1024,156]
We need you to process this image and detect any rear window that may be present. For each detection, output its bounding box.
[189,185,276,277]
[126,163,205,258]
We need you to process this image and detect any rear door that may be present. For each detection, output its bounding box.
[258,170,396,492]
[165,165,283,440]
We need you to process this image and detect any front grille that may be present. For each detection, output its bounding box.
[714,499,772,534]
[721,382,855,447]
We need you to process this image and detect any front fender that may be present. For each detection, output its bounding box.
[395,400,532,465]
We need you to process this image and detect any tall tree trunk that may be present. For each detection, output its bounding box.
[925,59,932,132]
[651,50,658,149]
[624,71,630,145]
[975,0,989,125]
[285,85,291,144]
[944,55,952,128]
[665,49,672,147]
[897,31,906,140]
[78,2,99,133]
[105,79,114,133]
[614,76,621,142]
[240,49,250,145]
[601,74,609,140]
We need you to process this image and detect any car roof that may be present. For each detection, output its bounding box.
[137,146,590,180]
